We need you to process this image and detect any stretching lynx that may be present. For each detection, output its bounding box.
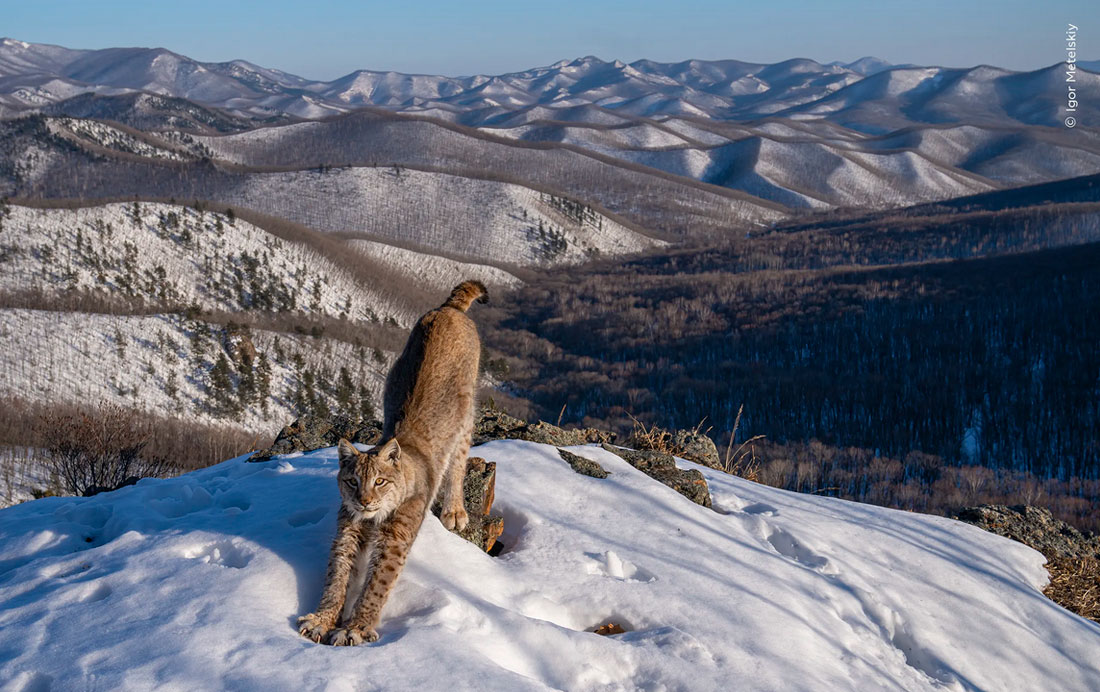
[298,280,487,646]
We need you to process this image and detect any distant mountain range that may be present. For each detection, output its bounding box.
[2,37,1098,216]
[3,36,1100,219]
[1,38,1096,130]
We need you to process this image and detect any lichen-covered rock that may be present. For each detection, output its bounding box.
[599,444,712,508]
[670,429,721,469]
[248,416,383,461]
[473,408,616,447]
[956,505,1100,559]
[558,449,609,479]
[432,457,504,552]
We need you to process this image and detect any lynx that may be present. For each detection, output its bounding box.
[298,280,488,646]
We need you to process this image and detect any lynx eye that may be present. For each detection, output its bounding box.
[374,478,386,487]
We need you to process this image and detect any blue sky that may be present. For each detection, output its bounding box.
[4,0,1095,78]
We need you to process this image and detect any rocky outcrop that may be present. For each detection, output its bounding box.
[248,416,382,461]
[956,505,1100,559]
[600,444,712,508]
[624,426,722,470]
[474,409,616,447]
[431,457,504,553]
[557,449,609,479]
[669,429,721,469]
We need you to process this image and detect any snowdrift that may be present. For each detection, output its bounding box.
[1,441,1097,691]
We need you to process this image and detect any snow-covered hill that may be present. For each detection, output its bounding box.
[0,440,1096,690]
[0,308,389,431]
[3,39,1099,218]
[4,39,1097,130]
[0,202,409,323]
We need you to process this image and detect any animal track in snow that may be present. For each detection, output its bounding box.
[286,507,328,527]
[844,585,961,686]
[215,493,251,513]
[491,500,530,554]
[81,581,112,603]
[742,503,778,516]
[52,504,112,530]
[765,528,833,572]
[585,551,657,583]
[148,484,213,518]
[756,516,959,686]
[182,541,252,569]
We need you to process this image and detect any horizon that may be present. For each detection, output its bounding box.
[2,1,1097,80]
[2,35,1097,82]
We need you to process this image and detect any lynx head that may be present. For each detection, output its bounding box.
[337,438,406,521]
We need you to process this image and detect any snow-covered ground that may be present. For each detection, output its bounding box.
[178,165,660,266]
[0,440,1095,691]
[0,203,410,326]
[0,309,390,432]
[347,239,522,295]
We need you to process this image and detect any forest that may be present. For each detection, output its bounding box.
[482,195,1100,530]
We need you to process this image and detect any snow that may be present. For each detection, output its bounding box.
[0,308,389,433]
[0,203,406,325]
[171,165,656,266]
[1,440,1096,691]
[346,239,521,294]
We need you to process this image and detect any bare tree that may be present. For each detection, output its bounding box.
[36,403,172,496]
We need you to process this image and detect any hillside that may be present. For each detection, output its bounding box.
[0,439,1096,690]
[3,40,1099,225]
[481,190,1100,531]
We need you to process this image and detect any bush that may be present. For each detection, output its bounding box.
[36,404,171,496]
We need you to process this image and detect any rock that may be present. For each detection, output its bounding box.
[625,425,722,470]
[593,623,627,636]
[462,457,497,517]
[222,326,257,369]
[473,408,616,447]
[599,444,712,509]
[248,416,383,461]
[669,429,721,469]
[432,457,504,553]
[349,420,384,446]
[557,449,609,479]
[956,505,1100,559]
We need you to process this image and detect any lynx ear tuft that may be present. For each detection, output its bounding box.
[337,438,359,462]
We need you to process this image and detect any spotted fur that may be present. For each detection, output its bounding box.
[298,281,486,645]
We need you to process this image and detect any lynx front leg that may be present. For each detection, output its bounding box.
[329,498,426,646]
[298,510,367,643]
[440,425,472,531]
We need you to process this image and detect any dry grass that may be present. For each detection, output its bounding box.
[626,413,676,455]
[722,404,764,481]
[1043,554,1100,623]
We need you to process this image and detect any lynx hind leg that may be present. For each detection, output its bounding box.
[440,435,471,532]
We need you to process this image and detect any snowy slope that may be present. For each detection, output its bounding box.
[0,309,389,432]
[166,166,661,266]
[347,239,522,295]
[3,39,1100,220]
[0,440,1096,691]
[0,203,410,324]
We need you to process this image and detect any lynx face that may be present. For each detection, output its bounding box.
[337,439,406,521]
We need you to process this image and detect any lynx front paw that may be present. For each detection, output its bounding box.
[297,612,334,643]
[441,506,469,532]
[327,626,379,646]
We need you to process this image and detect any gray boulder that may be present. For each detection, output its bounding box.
[248,416,383,461]
[558,448,609,479]
[956,505,1099,558]
[600,444,712,508]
